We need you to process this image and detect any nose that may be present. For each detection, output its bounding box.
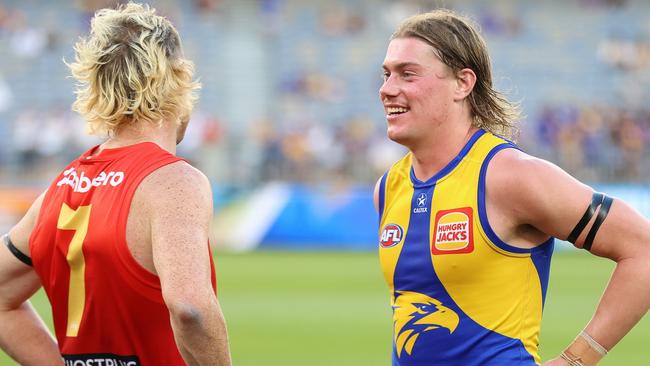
[379,74,399,100]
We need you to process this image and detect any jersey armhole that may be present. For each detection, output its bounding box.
[114,157,184,299]
[378,171,388,222]
[478,143,555,304]
[477,143,535,255]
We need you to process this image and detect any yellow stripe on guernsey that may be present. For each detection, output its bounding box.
[430,133,542,359]
[378,129,553,366]
[378,165,412,294]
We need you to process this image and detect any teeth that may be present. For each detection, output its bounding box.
[387,107,409,114]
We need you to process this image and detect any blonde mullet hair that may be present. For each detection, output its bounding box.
[68,2,200,136]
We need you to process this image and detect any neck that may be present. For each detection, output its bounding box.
[409,116,478,182]
[100,120,177,155]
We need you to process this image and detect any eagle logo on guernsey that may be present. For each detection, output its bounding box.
[393,291,460,357]
[380,224,404,248]
[432,207,474,255]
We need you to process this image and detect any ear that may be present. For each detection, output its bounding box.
[453,68,476,101]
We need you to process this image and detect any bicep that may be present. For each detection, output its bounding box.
[512,157,594,241]
[496,153,649,260]
[8,192,46,253]
[522,164,650,260]
[0,192,46,309]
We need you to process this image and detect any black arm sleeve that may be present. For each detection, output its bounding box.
[582,195,614,251]
[567,192,604,244]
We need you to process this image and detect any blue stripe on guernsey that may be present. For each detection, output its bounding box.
[379,171,388,221]
[477,143,531,254]
[392,184,536,366]
[393,185,436,294]
[531,238,554,305]
[410,129,485,187]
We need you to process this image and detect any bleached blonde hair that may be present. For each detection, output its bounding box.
[68,2,200,136]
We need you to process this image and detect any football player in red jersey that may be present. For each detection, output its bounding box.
[0,3,231,365]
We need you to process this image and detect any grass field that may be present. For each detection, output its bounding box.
[1,250,649,365]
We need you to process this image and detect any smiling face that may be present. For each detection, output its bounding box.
[380,37,458,149]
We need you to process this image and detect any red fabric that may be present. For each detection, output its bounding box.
[29,142,216,365]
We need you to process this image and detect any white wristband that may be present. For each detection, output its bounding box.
[579,331,608,356]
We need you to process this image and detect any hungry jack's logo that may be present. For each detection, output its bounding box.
[432,207,474,254]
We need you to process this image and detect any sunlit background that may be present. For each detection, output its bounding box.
[0,0,648,365]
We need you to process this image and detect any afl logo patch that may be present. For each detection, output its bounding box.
[380,224,404,248]
[432,207,474,255]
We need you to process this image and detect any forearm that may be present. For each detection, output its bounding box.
[543,257,650,366]
[583,256,650,349]
[170,300,231,366]
[0,301,63,366]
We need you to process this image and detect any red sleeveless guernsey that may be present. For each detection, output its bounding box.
[29,142,217,366]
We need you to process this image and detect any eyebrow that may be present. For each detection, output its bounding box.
[382,62,422,71]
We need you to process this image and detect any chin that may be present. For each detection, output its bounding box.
[387,129,417,149]
[387,127,406,144]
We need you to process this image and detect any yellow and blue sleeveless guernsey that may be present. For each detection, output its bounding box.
[377,129,554,366]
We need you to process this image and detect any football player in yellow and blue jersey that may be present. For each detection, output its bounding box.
[375,9,650,366]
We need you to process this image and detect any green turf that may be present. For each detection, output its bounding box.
[1,250,648,365]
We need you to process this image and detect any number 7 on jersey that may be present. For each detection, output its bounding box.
[57,203,92,337]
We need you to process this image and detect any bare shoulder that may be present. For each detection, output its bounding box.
[140,161,211,192]
[486,147,592,236]
[137,161,212,213]
[487,148,578,190]
[373,176,382,213]
[126,162,212,273]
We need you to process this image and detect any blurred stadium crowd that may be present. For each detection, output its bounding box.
[0,0,649,190]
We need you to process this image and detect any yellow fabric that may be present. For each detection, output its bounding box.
[378,132,546,364]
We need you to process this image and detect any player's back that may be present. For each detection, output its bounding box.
[29,142,212,365]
